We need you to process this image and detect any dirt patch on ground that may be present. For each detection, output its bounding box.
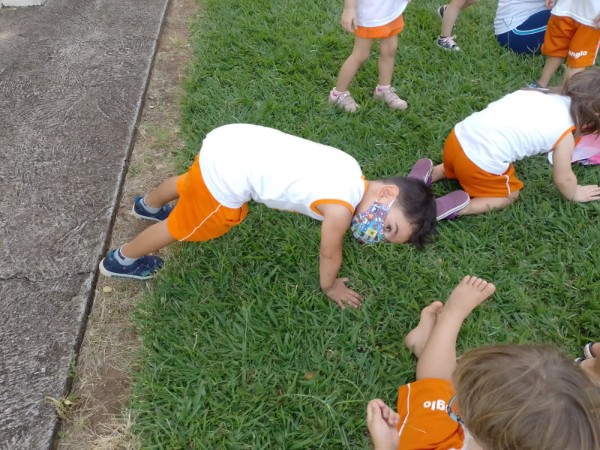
[57,0,196,447]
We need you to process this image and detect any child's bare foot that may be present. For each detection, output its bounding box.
[367,399,400,450]
[405,301,444,358]
[444,276,496,319]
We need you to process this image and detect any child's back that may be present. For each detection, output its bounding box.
[455,89,573,175]
[200,124,365,219]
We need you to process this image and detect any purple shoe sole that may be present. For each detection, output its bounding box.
[407,158,433,186]
[436,190,470,220]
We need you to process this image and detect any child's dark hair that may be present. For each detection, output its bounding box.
[382,176,437,249]
[454,344,600,450]
[554,69,600,135]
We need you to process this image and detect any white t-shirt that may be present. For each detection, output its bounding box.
[551,0,600,27]
[455,90,574,175]
[355,0,408,27]
[199,124,366,221]
[494,0,548,35]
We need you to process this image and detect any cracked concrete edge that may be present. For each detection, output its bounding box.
[43,2,173,448]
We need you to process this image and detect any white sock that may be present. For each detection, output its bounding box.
[141,196,161,214]
[115,246,137,266]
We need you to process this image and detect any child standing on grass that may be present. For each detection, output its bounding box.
[328,0,411,112]
[424,69,600,218]
[99,124,442,309]
[367,276,600,450]
[436,0,479,51]
[532,0,600,88]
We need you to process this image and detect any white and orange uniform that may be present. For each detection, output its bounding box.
[443,90,574,198]
[167,124,366,242]
[396,378,476,450]
[354,0,409,39]
[542,0,600,68]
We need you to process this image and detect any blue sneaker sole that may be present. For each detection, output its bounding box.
[99,257,156,280]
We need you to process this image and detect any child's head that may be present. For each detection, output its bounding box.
[560,69,600,135]
[453,344,600,450]
[378,176,437,249]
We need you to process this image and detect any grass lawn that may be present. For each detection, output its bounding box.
[131,0,600,448]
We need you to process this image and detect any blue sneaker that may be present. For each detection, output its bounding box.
[132,196,174,222]
[99,249,164,280]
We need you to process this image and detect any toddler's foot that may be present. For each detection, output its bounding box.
[373,86,408,110]
[405,301,444,358]
[328,89,359,112]
[436,190,470,220]
[99,249,163,280]
[444,276,496,320]
[407,158,433,186]
[366,399,400,450]
[132,196,174,222]
[437,35,460,51]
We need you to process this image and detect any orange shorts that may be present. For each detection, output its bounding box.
[355,14,404,39]
[396,379,463,449]
[166,155,248,242]
[542,15,600,68]
[443,129,524,198]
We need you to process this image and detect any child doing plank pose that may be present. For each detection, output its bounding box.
[100,124,439,308]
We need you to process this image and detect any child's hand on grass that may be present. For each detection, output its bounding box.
[573,185,600,202]
[325,277,362,309]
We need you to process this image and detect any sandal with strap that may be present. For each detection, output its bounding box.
[373,86,408,110]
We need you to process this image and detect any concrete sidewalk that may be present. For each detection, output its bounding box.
[0,0,169,447]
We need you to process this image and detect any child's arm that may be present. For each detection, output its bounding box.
[319,203,362,309]
[341,0,357,33]
[545,0,555,9]
[552,133,600,202]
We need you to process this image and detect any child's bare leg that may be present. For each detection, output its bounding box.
[537,56,564,88]
[405,301,444,358]
[377,35,398,86]
[440,0,476,36]
[366,399,400,450]
[458,192,519,215]
[120,220,176,259]
[431,164,447,183]
[335,37,373,91]
[416,276,495,380]
[563,66,584,84]
[144,176,179,208]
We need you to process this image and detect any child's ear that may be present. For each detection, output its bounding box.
[378,185,400,200]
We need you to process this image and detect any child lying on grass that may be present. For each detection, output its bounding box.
[99,124,466,308]
[367,276,600,449]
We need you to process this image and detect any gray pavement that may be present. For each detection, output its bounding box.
[0,0,169,447]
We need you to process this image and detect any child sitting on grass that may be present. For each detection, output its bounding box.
[99,124,451,309]
[367,276,600,450]
[425,69,600,218]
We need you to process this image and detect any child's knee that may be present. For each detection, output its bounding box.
[379,39,398,58]
[350,48,370,65]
